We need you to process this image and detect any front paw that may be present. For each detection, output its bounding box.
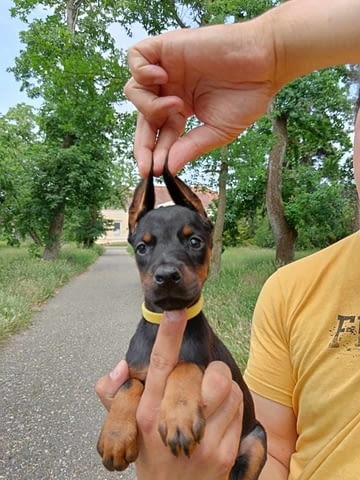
[97,418,138,471]
[158,400,205,457]
[97,377,143,471]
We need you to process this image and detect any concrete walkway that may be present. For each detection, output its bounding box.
[1,248,142,480]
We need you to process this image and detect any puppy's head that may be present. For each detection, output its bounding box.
[128,165,213,312]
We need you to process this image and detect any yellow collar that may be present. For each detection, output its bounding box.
[142,295,204,324]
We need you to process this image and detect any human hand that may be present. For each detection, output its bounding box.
[95,310,243,480]
[124,20,276,177]
[95,359,129,412]
[125,0,360,178]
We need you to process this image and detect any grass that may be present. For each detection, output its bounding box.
[204,247,276,370]
[204,247,313,370]
[0,243,103,340]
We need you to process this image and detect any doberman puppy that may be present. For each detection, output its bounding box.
[97,166,267,479]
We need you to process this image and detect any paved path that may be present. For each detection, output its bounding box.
[1,248,141,480]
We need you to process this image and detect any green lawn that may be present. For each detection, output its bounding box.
[205,247,313,369]
[0,243,103,340]
[205,247,276,370]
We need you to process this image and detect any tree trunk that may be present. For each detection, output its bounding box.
[82,206,98,248]
[266,111,297,266]
[28,229,42,246]
[66,0,83,33]
[43,207,65,260]
[210,146,228,279]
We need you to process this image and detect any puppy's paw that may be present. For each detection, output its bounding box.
[158,397,205,457]
[97,377,143,471]
[97,418,138,471]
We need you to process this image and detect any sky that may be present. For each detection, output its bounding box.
[0,0,30,113]
[0,0,148,115]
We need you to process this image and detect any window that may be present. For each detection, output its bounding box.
[113,222,121,235]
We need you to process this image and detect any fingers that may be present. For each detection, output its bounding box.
[201,362,243,441]
[166,123,240,174]
[133,113,157,178]
[137,310,188,433]
[216,398,243,472]
[95,359,129,411]
[190,362,243,474]
[134,110,186,178]
[151,112,187,176]
[204,381,242,442]
[201,361,233,417]
[127,39,169,86]
[134,116,235,177]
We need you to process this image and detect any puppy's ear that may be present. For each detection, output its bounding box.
[128,172,155,237]
[163,161,207,219]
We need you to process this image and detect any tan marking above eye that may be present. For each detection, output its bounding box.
[142,232,152,243]
[182,225,193,236]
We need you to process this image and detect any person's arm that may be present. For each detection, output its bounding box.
[124,0,360,177]
[251,392,297,479]
[269,0,360,90]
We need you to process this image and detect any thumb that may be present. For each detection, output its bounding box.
[95,359,129,411]
[167,123,237,174]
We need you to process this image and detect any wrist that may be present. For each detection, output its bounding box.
[219,18,278,97]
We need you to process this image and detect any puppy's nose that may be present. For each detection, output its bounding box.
[154,265,182,286]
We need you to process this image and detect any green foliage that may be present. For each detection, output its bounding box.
[284,166,355,248]
[116,0,280,32]
[3,1,134,258]
[222,119,270,246]
[27,242,42,258]
[275,68,353,168]
[254,216,275,248]
[65,207,105,247]
[0,104,41,243]
[223,67,355,249]
[0,243,103,338]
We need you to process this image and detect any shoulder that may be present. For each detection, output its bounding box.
[266,232,359,291]
[253,231,360,327]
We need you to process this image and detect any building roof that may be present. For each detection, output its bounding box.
[152,185,217,210]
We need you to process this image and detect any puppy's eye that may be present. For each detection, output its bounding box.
[136,242,147,255]
[189,236,203,250]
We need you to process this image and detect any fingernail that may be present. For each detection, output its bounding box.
[109,359,126,380]
[163,309,186,322]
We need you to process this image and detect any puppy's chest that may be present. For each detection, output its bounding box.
[128,314,214,364]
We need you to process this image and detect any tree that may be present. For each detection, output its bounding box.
[268,68,354,264]
[9,0,129,258]
[0,104,42,245]
[209,147,228,278]
[222,117,271,246]
[266,107,297,265]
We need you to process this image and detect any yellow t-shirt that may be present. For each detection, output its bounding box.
[244,231,360,479]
